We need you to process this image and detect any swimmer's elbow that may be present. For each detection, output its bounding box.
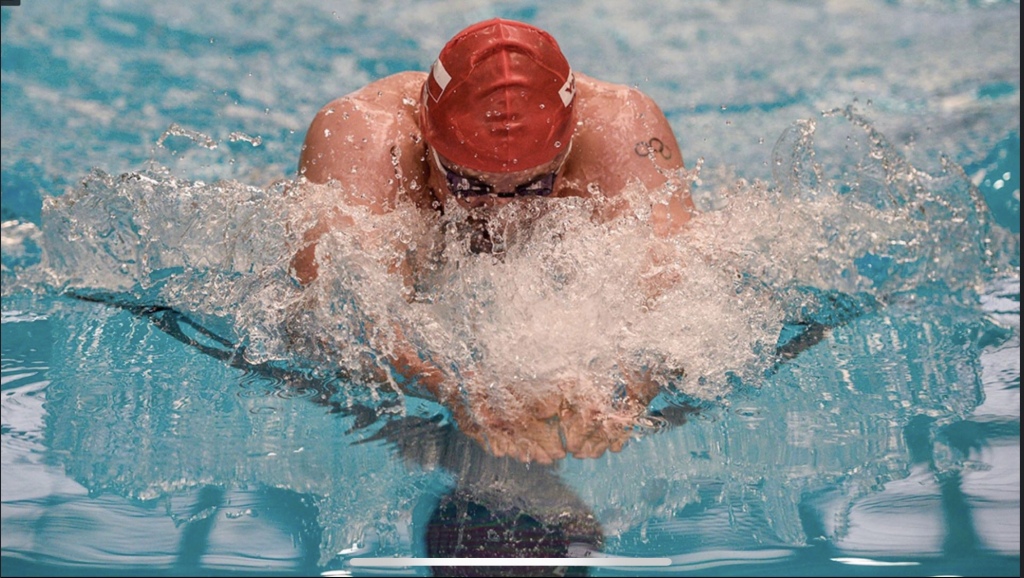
[651,189,695,237]
[290,243,319,286]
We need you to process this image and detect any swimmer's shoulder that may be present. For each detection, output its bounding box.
[566,73,686,213]
[575,74,670,133]
[308,72,426,137]
[567,75,666,188]
[299,72,429,195]
[344,71,428,109]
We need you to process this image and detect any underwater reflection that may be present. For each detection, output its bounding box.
[24,267,1018,573]
[368,415,606,577]
[39,295,676,574]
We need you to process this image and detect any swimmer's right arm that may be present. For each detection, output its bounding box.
[290,91,446,395]
[291,90,405,284]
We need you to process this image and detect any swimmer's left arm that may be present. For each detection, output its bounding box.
[622,89,694,237]
[589,92,692,413]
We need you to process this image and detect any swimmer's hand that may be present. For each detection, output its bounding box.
[447,377,656,465]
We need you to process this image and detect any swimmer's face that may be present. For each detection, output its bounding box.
[429,145,570,209]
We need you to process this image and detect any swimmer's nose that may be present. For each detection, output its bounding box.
[458,195,514,209]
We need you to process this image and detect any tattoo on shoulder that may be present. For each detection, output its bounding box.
[635,137,672,160]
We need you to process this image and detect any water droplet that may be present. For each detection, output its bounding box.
[228,132,263,147]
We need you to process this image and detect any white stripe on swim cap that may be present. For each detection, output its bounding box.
[430,58,452,101]
[558,71,576,107]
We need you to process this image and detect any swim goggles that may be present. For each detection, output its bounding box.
[431,146,565,199]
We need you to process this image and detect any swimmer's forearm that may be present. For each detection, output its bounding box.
[289,209,356,285]
[385,325,447,400]
[390,347,445,397]
[651,185,695,237]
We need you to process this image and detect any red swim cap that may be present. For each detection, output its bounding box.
[420,19,577,174]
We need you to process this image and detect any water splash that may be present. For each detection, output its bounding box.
[156,123,219,150]
[228,131,264,147]
[22,109,1016,416]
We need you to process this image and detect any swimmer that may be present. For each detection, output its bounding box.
[291,18,694,464]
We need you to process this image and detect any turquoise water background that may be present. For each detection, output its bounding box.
[2,1,1020,576]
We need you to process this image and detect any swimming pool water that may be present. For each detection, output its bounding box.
[2,1,1019,576]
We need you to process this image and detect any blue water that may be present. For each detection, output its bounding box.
[2,1,1020,576]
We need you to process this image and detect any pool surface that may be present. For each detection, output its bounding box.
[2,1,1020,576]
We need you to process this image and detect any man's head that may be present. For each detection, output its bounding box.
[420,19,577,179]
